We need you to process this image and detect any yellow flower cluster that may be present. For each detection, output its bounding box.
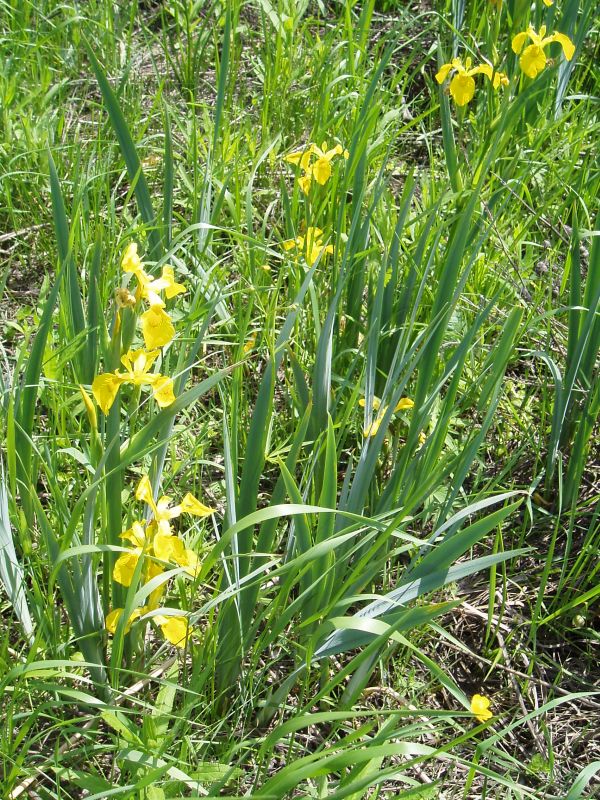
[359,395,415,438]
[92,243,186,415]
[436,23,574,106]
[284,141,349,195]
[435,57,508,107]
[106,475,214,648]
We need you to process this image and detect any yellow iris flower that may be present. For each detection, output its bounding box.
[91,349,175,415]
[283,227,334,266]
[121,243,186,308]
[359,395,415,438]
[512,25,575,78]
[106,607,193,648]
[470,693,493,723]
[284,141,348,194]
[435,57,508,106]
[309,142,348,185]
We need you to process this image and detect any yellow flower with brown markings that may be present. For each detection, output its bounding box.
[512,25,575,78]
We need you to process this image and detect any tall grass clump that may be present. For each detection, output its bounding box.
[0,0,598,798]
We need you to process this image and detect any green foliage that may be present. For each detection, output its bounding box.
[0,0,598,798]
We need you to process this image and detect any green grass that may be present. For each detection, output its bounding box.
[0,0,599,797]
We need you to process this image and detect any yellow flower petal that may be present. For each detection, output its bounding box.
[470,694,493,723]
[284,149,312,170]
[471,63,508,89]
[449,72,476,105]
[79,384,98,429]
[511,31,530,54]
[180,492,215,517]
[435,62,453,84]
[105,607,122,634]
[243,334,257,354]
[543,0,553,5]
[179,548,200,577]
[298,173,312,195]
[312,157,332,185]
[152,375,176,408]
[113,550,141,587]
[140,306,176,349]
[157,616,191,648]
[364,415,384,438]
[160,266,186,299]
[136,475,157,512]
[550,32,575,61]
[106,606,142,634]
[153,531,186,563]
[359,396,382,411]
[91,372,123,415]
[520,44,547,78]
[145,561,165,610]
[120,521,146,548]
[121,242,142,274]
[393,397,415,412]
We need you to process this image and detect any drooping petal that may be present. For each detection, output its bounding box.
[449,72,476,106]
[180,492,215,517]
[113,550,141,587]
[520,44,547,78]
[284,149,313,171]
[394,397,415,412]
[435,62,454,84]
[152,375,176,408]
[283,237,300,251]
[154,615,191,648]
[91,372,123,415]
[470,64,508,89]
[543,0,553,5]
[549,32,575,61]
[511,30,530,54]
[312,157,332,185]
[105,606,142,634]
[140,306,176,349]
[105,607,123,634]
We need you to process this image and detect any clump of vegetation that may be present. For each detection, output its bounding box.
[0,0,598,798]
